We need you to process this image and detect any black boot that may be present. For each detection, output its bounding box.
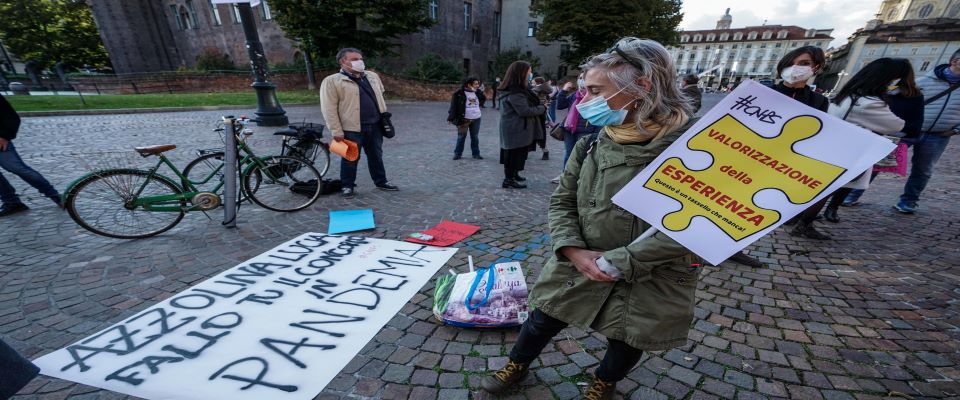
[822,206,839,223]
[513,174,526,182]
[502,179,527,189]
[541,151,549,160]
[790,222,831,240]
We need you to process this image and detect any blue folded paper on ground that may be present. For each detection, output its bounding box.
[328,209,376,234]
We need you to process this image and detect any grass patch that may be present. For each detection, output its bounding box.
[9,90,320,112]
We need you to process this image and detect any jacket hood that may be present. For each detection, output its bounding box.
[931,64,950,80]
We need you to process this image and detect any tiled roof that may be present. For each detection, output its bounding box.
[678,25,833,42]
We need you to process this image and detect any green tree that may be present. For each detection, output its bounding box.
[491,48,541,80]
[531,0,683,65]
[402,54,462,83]
[269,0,435,60]
[0,0,110,70]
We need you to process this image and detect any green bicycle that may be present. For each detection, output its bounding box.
[63,118,323,239]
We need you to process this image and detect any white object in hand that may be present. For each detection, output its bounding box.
[595,256,623,280]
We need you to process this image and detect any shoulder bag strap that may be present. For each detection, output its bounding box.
[923,83,959,106]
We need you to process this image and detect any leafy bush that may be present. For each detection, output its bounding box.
[401,54,461,83]
[195,49,236,71]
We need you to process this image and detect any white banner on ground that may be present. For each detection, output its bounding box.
[34,234,457,400]
[612,80,895,265]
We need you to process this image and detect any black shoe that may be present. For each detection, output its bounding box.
[790,223,831,240]
[502,179,527,189]
[472,155,483,159]
[376,183,399,191]
[341,188,355,198]
[729,252,764,268]
[513,175,526,182]
[541,152,549,160]
[0,203,29,217]
[453,155,462,160]
[823,207,840,223]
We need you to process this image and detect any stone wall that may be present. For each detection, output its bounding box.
[66,69,463,101]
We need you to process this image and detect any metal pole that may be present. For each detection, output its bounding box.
[222,115,238,228]
[237,3,288,126]
[303,46,317,90]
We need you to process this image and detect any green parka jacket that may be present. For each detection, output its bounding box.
[529,120,702,351]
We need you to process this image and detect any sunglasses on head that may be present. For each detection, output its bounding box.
[606,39,645,72]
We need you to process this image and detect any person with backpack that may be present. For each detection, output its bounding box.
[0,93,61,217]
[482,38,697,400]
[894,48,960,214]
[447,77,485,160]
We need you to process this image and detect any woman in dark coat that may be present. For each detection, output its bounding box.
[497,61,546,188]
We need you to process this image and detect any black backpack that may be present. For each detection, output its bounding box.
[290,179,343,197]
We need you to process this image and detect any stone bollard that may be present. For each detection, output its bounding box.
[9,82,29,95]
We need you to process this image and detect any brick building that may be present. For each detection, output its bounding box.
[87,0,502,80]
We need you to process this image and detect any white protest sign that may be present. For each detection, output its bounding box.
[612,80,896,265]
[34,234,457,400]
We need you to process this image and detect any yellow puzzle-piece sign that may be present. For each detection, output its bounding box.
[642,114,846,241]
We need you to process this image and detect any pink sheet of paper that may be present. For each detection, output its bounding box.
[405,220,480,247]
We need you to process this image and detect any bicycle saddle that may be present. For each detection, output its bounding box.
[134,144,177,157]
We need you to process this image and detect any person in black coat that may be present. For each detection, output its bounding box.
[447,77,485,160]
[0,94,61,217]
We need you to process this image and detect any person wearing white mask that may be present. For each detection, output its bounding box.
[320,47,398,198]
[725,46,830,268]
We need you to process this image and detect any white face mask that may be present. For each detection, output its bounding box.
[349,60,365,73]
[781,65,814,84]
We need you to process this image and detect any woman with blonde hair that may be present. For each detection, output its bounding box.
[481,38,699,400]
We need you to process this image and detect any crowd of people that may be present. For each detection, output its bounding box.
[1,37,958,400]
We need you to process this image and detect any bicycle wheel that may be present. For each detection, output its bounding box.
[314,144,331,178]
[182,152,260,200]
[244,156,321,212]
[65,169,186,239]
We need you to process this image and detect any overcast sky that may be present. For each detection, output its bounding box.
[678,0,885,49]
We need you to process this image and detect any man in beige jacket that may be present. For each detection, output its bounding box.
[320,48,398,198]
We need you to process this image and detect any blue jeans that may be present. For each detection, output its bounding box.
[340,124,388,189]
[899,133,952,205]
[0,141,59,205]
[454,118,481,157]
[562,130,596,169]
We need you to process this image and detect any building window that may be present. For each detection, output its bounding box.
[260,0,272,20]
[734,32,742,40]
[892,46,901,55]
[707,34,715,41]
[429,0,438,21]
[732,44,738,49]
[232,4,241,23]
[911,47,919,55]
[463,2,472,30]
[493,11,500,37]
[745,44,752,49]
[775,42,782,48]
[917,3,934,18]
[762,31,772,39]
[472,27,481,44]
[463,58,470,75]
[747,31,757,40]
[705,45,711,50]
[777,30,788,39]
[920,60,930,71]
[527,21,537,37]
[760,43,766,49]
[931,47,939,54]
[185,0,199,27]
[868,49,876,56]
[693,34,702,42]
[209,1,222,26]
[681,35,689,43]
[171,5,185,30]
[888,6,900,19]
[560,44,571,58]
[557,65,568,78]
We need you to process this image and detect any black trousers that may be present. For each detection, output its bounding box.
[509,309,644,382]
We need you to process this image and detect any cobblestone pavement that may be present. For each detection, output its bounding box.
[3,94,959,399]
